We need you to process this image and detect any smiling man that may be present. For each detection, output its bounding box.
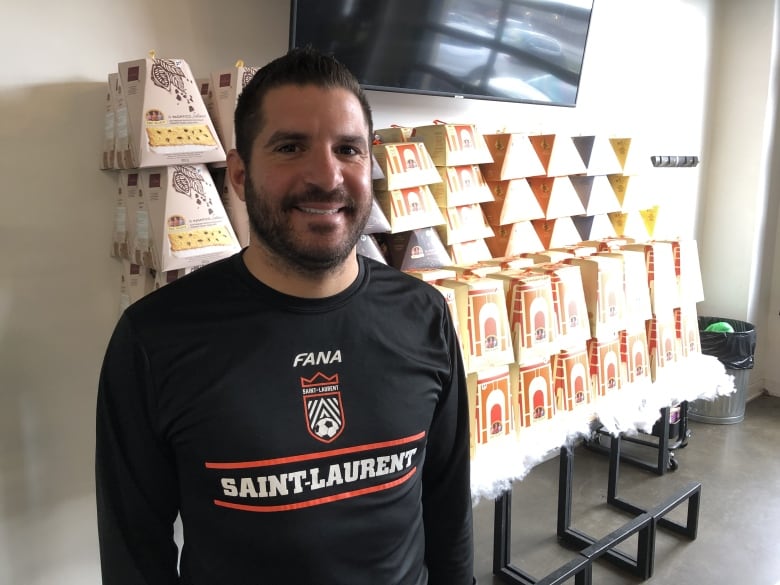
[96,47,474,585]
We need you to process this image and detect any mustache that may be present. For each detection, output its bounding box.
[281,186,356,211]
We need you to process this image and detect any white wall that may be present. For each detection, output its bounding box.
[0,1,287,583]
[696,0,778,397]
[1,0,774,583]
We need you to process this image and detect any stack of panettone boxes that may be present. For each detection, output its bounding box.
[525,133,588,249]
[411,123,496,265]
[103,54,241,315]
[480,132,547,257]
[205,60,259,249]
[389,126,706,460]
[371,128,449,270]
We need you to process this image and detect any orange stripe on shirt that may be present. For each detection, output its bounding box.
[204,431,426,470]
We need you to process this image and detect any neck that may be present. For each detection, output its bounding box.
[241,242,360,298]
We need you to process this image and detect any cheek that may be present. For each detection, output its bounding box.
[346,168,373,200]
[250,170,287,200]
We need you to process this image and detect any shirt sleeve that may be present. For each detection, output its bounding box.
[421,308,475,585]
[95,313,180,585]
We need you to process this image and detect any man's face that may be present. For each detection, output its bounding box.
[240,84,372,274]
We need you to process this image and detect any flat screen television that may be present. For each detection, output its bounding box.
[289,0,595,107]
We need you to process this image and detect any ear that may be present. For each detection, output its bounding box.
[226,149,247,202]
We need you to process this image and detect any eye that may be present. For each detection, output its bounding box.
[336,144,362,156]
[275,143,302,154]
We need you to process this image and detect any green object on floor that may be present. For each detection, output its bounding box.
[704,321,735,333]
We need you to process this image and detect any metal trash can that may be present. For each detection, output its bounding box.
[688,317,756,424]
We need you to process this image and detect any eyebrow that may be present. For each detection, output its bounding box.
[264,130,368,149]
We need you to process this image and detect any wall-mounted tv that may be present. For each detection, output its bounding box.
[290,0,595,107]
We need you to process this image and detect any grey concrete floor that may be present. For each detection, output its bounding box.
[472,394,780,584]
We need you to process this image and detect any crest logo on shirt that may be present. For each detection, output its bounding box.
[301,372,344,443]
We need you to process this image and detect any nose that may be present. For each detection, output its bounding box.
[303,146,343,192]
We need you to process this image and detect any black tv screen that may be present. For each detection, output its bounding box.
[290,0,594,107]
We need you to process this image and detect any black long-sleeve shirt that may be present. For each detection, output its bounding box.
[96,252,473,584]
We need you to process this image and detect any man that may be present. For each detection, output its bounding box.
[96,47,474,585]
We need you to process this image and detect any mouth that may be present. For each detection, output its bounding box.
[295,205,344,215]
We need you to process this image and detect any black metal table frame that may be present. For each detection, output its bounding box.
[492,429,702,584]
[584,403,692,475]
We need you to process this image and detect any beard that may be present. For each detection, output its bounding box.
[242,172,371,276]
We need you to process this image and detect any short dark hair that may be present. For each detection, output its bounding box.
[233,46,373,162]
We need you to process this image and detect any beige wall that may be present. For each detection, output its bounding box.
[2,0,775,583]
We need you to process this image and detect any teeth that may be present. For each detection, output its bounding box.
[299,207,340,215]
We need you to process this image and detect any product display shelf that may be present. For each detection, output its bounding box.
[474,352,734,584]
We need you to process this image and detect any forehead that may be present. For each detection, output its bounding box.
[258,84,368,136]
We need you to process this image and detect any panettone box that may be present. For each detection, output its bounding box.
[489,270,558,366]
[572,214,618,241]
[448,239,494,266]
[622,241,680,315]
[412,123,493,166]
[111,72,134,170]
[647,312,678,382]
[197,77,215,124]
[527,176,586,219]
[209,62,258,152]
[101,74,116,170]
[437,277,515,373]
[468,366,514,456]
[657,239,705,304]
[480,132,546,181]
[609,137,649,176]
[598,249,653,334]
[675,304,702,358]
[619,329,651,385]
[587,337,621,397]
[607,174,652,211]
[387,227,451,271]
[406,268,459,283]
[444,263,503,280]
[565,255,626,341]
[111,174,128,259]
[486,221,545,258]
[151,266,194,291]
[528,262,590,351]
[512,361,555,429]
[375,185,446,233]
[118,55,226,168]
[372,142,442,191]
[571,135,623,176]
[124,171,154,267]
[552,346,592,411]
[521,250,574,264]
[219,176,250,249]
[548,244,599,258]
[356,234,388,264]
[139,164,241,272]
[118,259,154,313]
[608,211,652,241]
[430,282,462,345]
[478,255,535,271]
[374,126,414,144]
[531,217,582,249]
[482,179,545,225]
[570,175,622,215]
[437,204,495,246]
[429,164,494,208]
[363,197,392,235]
[528,134,587,177]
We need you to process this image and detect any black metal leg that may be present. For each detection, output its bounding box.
[493,490,511,575]
[491,435,701,584]
[607,429,702,541]
[556,443,656,579]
